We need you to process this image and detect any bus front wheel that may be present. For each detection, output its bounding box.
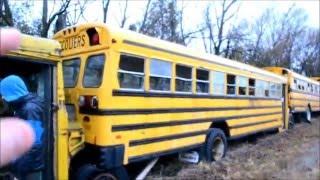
[204,128,227,161]
[73,164,129,180]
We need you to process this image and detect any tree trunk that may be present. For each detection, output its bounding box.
[102,0,110,23]
[0,0,13,26]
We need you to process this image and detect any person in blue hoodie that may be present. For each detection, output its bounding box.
[0,75,45,180]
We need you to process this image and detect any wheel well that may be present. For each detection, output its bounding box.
[210,121,230,137]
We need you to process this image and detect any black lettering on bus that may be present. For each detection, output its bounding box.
[81,35,85,46]
[73,36,77,49]
[78,36,81,48]
[68,38,73,49]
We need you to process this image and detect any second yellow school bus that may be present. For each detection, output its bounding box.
[265,67,320,123]
[54,23,288,179]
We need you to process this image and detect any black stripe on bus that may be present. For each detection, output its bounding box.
[229,119,278,129]
[112,111,282,131]
[228,126,280,140]
[128,125,281,163]
[112,89,282,100]
[128,143,203,163]
[129,130,208,147]
[81,105,282,115]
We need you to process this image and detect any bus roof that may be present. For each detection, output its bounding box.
[8,34,61,60]
[55,23,286,82]
[266,67,319,85]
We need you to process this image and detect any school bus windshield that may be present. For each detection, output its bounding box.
[83,54,105,88]
[63,58,80,88]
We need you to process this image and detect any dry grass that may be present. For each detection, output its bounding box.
[148,116,320,180]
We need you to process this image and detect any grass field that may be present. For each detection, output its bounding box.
[148,114,320,180]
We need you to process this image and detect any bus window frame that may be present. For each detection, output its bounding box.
[82,53,106,88]
[149,58,172,93]
[211,70,226,96]
[62,57,81,88]
[118,53,146,91]
[226,74,237,96]
[237,75,248,96]
[175,63,193,94]
[196,68,210,95]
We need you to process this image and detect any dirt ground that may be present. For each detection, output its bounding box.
[147,115,320,180]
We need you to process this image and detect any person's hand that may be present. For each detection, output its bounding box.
[0,28,35,167]
[0,28,21,55]
[0,118,35,166]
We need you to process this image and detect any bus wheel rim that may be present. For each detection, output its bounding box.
[93,173,117,180]
[212,137,224,160]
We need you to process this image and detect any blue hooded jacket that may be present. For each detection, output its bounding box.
[0,75,44,145]
[0,75,45,175]
[0,75,28,102]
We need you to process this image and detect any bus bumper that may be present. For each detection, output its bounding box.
[84,143,125,169]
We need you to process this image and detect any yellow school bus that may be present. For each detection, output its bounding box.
[0,34,70,180]
[54,23,288,179]
[264,67,320,123]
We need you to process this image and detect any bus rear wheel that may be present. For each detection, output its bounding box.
[204,128,227,161]
[73,164,129,180]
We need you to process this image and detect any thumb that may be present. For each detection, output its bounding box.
[0,118,35,167]
[0,28,21,55]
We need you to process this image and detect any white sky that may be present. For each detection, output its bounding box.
[77,0,319,28]
[12,0,320,51]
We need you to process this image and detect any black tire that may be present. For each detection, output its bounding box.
[73,164,129,180]
[288,113,295,129]
[204,128,227,162]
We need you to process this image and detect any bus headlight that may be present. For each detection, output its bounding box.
[79,96,85,107]
[91,96,99,109]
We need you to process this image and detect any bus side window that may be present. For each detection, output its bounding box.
[196,69,209,94]
[226,74,236,95]
[118,54,144,90]
[270,83,277,97]
[149,59,172,91]
[249,78,255,96]
[212,71,225,95]
[175,65,192,93]
[237,76,248,96]
[256,80,268,97]
[264,81,270,97]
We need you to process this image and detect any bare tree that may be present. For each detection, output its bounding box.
[0,0,13,26]
[297,29,320,76]
[119,0,128,28]
[139,0,152,33]
[41,0,71,37]
[202,0,239,55]
[102,0,110,23]
[65,0,89,26]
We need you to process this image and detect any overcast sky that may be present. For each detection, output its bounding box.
[13,0,319,51]
[77,0,319,28]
